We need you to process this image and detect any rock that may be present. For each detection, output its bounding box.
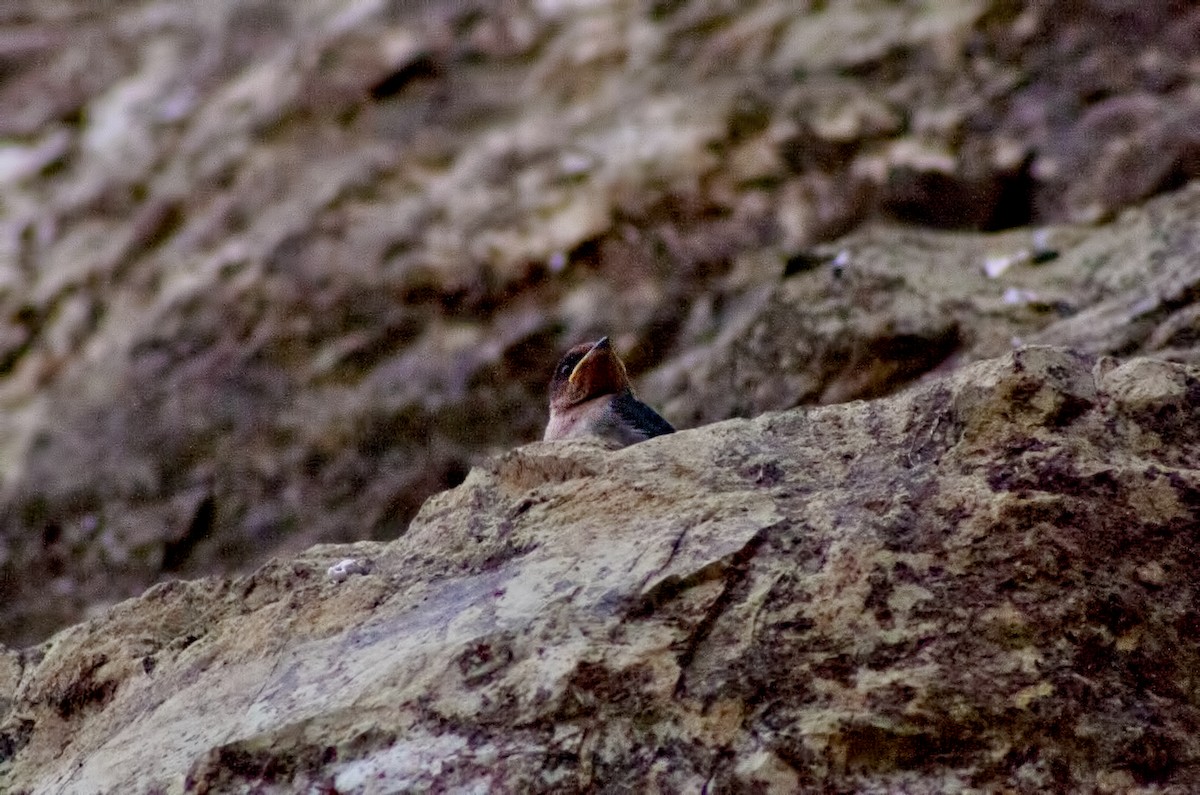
[4,0,1200,652]
[325,557,372,583]
[3,347,1199,792]
[643,182,1200,427]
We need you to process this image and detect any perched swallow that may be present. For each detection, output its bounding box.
[544,337,675,447]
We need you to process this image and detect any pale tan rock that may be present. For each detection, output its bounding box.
[3,0,1200,660]
[3,347,1199,792]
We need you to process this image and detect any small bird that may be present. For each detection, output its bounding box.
[544,337,675,447]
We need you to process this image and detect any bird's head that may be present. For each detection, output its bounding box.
[548,337,631,411]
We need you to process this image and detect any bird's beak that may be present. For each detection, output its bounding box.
[568,337,612,386]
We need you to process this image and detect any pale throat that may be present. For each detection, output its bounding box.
[544,393,615,441]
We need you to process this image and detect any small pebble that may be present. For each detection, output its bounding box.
[1029,228,1059,263]
[1003,287,1039,305]
[831,249,850,278]
[327,558,372,583]
[984,251,1027,279]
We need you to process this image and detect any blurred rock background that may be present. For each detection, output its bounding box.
[1,0,1198,646]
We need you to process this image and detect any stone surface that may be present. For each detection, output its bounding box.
[3,0,1200,653]
[643,181,1200,428]
[2,347,1198,792]
[4,1,1200,787]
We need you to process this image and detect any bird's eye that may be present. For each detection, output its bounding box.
[556,353,583,378]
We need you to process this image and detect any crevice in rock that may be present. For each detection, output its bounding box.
[368,55,441,101]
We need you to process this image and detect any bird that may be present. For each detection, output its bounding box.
[544,336,675,447]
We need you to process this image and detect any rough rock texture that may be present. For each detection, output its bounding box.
[5,0,1200,788]
[3,347,1199,793]
[644,182,1200,427]
[3,0,1200,646]
[2,0,1200,648]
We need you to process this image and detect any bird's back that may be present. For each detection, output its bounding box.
[605,389,675,443]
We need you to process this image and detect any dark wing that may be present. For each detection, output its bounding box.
[612,391,675,439]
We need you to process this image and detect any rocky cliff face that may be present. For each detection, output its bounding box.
[3,347,1199,792]
[2,0,1200,646]
[3,0,1200,790]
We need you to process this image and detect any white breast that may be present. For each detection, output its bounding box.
[544,396,614,441]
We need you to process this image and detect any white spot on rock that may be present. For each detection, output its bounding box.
[984,251,1028,279]
[1003,287,1039,305]
[327,558,372,583]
